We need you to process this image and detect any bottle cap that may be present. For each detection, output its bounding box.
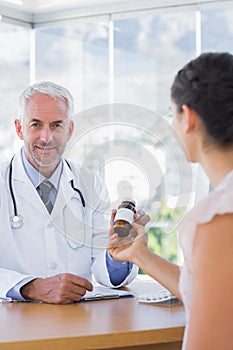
[121,198,136,206]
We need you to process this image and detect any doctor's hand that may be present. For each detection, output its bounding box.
[108,210,150,265]
[20,273,93,304]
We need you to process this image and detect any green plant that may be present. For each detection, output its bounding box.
[138,202,184,274]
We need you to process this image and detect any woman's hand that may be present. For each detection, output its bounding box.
[108,210,150,264]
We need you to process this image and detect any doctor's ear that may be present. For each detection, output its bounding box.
[14,119,24,140]
[67,120,74,141]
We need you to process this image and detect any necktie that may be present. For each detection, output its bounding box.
[38,180,53,214]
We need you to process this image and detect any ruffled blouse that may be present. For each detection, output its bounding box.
[178,169,233,348]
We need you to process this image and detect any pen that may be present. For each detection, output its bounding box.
[84,294,120,301]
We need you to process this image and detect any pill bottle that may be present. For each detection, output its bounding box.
[113,199,136,237]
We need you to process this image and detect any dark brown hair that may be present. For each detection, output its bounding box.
[171,52,233,146]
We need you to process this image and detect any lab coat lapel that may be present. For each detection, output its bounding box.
[50,161,75,219]
[12,152,45,213]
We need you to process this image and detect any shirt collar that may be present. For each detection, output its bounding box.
[21,148,63,190]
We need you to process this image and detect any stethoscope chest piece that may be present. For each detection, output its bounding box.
[10,215,24,229]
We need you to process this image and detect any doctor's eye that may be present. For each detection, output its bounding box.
[50,122,64,130]
[30,122,41,128]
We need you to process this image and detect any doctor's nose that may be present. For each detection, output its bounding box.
[39,127,54,143]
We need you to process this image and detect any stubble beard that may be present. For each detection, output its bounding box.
[27,145,62,169]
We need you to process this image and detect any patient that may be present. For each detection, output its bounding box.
[108,52,233,349]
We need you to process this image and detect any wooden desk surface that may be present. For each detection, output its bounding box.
[0,279,185,350]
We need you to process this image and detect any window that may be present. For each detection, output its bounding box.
[112,10,196,265]
[36,20,109,112]
[202,7,233,54]
[0,23,30,159]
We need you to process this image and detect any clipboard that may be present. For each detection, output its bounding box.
[81,285,134,302]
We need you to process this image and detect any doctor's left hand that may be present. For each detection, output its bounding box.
[20,273,93,304]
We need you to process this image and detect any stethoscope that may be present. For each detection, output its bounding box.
[9,157,86,235]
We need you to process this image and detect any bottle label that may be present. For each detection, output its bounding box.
[114,208,134,224]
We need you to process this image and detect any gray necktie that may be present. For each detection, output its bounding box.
[38,180,53,214]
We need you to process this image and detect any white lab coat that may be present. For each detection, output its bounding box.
[0,151,138,298]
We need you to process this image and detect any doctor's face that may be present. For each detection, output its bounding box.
[15,93,74,176]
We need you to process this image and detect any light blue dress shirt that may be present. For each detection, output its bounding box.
[7,149,132,301]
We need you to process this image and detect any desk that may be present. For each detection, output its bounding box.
[0,279,185,350]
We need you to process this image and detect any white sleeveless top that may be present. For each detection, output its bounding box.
[178,169,233,348]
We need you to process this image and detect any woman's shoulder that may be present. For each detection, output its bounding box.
[186,169,233,226]
[179,170,233,258]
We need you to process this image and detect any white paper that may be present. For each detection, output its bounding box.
[81,285,134,301]
[0,297,13,303]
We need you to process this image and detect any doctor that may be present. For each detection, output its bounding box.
[0,81,141,304]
